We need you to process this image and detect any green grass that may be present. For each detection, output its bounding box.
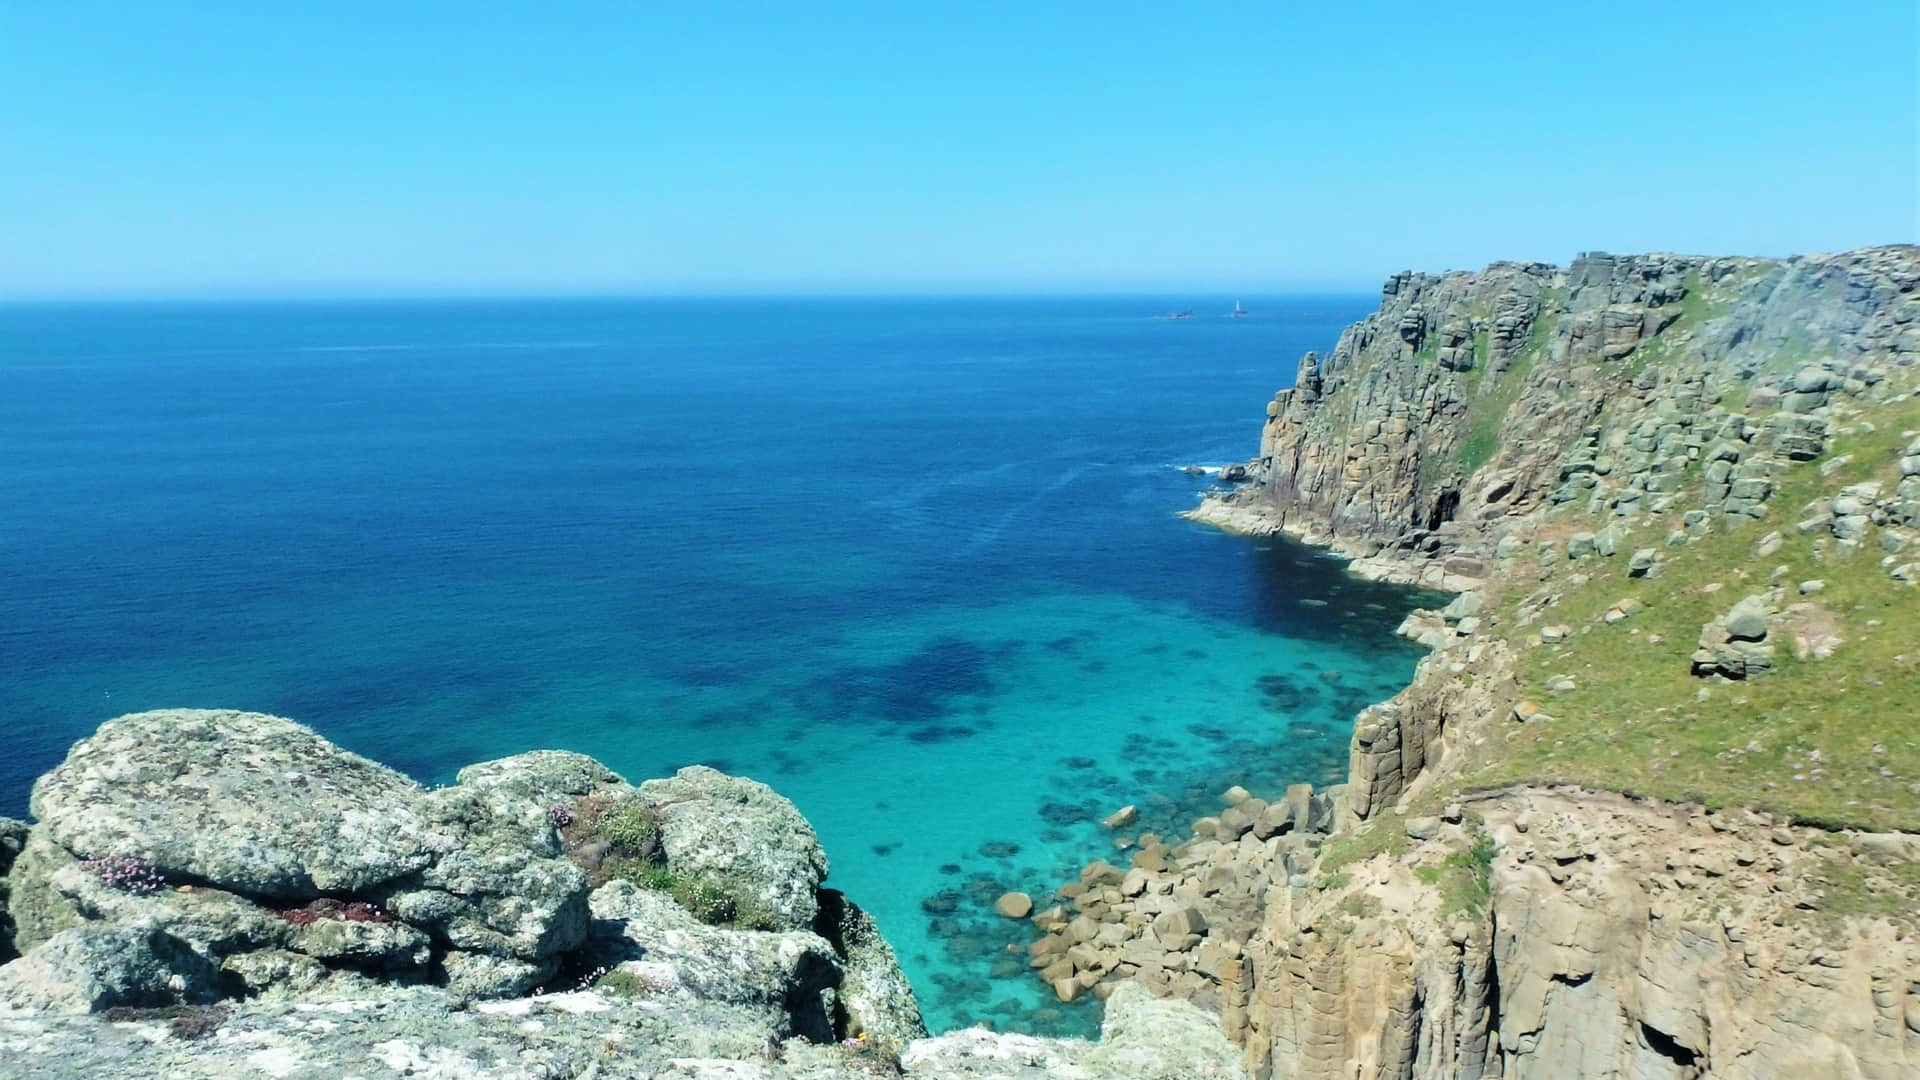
[1454,289,1559,475]
[594,968,666,997]
[1411,829,1495,916]
[595,801,662,852]
[1315,812,1407,885]
[1806,848,1920,932]
[599,856,780,930]
[1458,396,1920,831]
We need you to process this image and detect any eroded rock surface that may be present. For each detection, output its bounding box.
[0,711,925,1066]
[0,956,1240,1079]
[640,765,832,931]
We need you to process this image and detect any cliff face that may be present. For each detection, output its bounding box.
[1181,245,1920,1079]
[1194,246,1920,588]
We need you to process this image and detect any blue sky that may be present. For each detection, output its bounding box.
[1,3,1914,297]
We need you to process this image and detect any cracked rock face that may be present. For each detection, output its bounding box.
[29,710,438,900]
[1192,246,1920,592]
[0,710,957,1076]
[9,711,589,1007]
[640,765,832,932]
[1243,792,1920,1080]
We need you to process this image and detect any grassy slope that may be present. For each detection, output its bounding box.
[1464,396,1920,833]
[1303,267,1919,931]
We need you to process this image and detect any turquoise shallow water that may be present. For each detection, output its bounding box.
[0,296,1435,1034]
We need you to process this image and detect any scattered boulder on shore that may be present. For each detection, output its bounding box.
[994,891,1034,919]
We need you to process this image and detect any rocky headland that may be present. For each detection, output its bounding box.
[1101,244,1918,1078]
[4,246,1918,1079]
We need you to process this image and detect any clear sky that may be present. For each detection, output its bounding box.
[1,3,1915,298]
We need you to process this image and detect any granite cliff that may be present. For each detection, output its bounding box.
[1152,245,1920,1078]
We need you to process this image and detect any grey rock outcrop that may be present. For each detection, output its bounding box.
[639,765,831,931]
[0,817,25,962]
[8,709,588,1003]
[1,710,926,1059]
[816,887,927,1044]
[28,710,437,900]
[589,879,845,1044]
[1189,246,1920,588]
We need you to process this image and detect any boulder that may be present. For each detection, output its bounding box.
[0,921,222,1013]
[637,766,829,931]
[378,780,590,987]
[1101,805,1139,830]
[1726,598,1771,642]
[814,888,926,1044]
[993,892,1033,919]
[28,710,437,899]
[14,712,610,1005]
[1152,906,1208,940]
[453,750,630,806]
[587,880,843,1044]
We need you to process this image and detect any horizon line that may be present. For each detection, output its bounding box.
[0,286,1385,306]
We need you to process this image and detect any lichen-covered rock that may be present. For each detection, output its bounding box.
[29,710,437,899]
[588,879,843,1043]
[0,719,974,1076]
[0,816,26,961]
[377,780,590,978]
[0,921,222,1013]
[0,978,1246,1079]
[902,982,1245,1078]
[816,887,926,1044]
[639,765,830,931]
[453,749,632,805]
[13,712,594,1005]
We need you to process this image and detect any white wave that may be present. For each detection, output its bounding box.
[294,341,603,353]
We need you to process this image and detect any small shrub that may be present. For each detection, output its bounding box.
[599,857,778,930]
[84,855,165,895]
[596,801,662,854]
[838,1032,905,1076]
[671,877,738,925]
[594,968,668,997]
[277,897,392,927]
[602,855,679,892]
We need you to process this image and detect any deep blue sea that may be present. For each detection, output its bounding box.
[0,296,1436,1035]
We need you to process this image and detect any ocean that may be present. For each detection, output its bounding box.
[0,295,1437,1035]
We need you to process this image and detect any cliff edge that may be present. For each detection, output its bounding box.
[1166,246,1920,1078]
[0,709,1245,1079]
